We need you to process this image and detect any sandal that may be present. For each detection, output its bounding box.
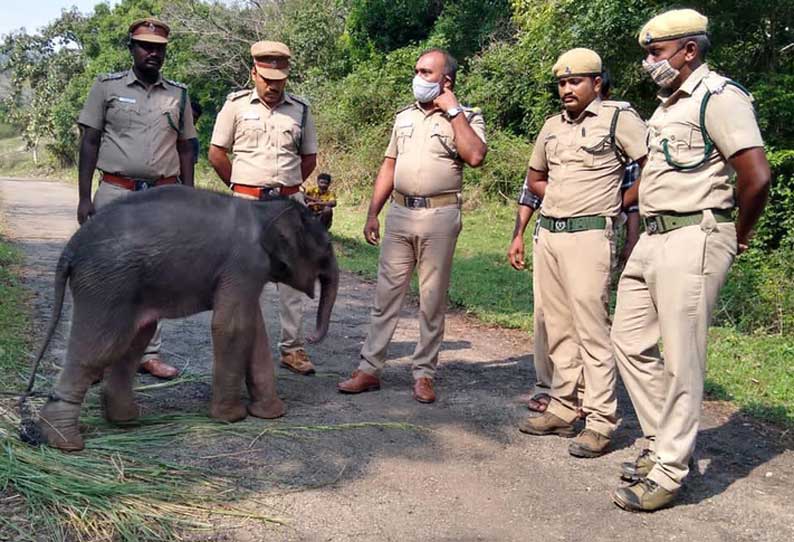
[527,393,551,413]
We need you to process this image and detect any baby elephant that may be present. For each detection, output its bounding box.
[33,186,338,451]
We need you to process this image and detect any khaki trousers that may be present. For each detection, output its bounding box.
[538,224,617,437]
[233,190,307,353]
[94,181,163,359]
[612,212,736,491]
[531,235,553,395]
[360,202,461,379]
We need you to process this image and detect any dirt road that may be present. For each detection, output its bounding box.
[1,177,792,541]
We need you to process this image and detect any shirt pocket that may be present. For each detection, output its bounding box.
[544,134,560,166]
[277,120,302,154]
[161,102,182,134]
[237,118,264,150]
[581,130,614,167]
[430,133,456,159]
[105,97,139,130]
[396,124,415,154]
[660,121,699,164]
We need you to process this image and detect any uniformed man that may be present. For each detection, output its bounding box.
[508,78,642,416]
[208,40,319,376]
[517,49,648,458]
[337,48,487,403]
[76,17,196,380]
[611,9,771,512]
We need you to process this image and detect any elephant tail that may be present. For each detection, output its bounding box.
[24,250,71,395]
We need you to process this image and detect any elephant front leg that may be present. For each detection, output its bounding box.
[209,301,253,422]
[102,322,156,425]
[246,308,285,419]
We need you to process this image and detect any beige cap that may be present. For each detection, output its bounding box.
[639,9,708,46]
[251,40,291,80]
[552,48,602,78]
[129,18,170,44]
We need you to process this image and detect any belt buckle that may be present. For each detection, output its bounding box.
[646,217,659,234]
[554,219,567,232]
[259,187,279,200]
[134,180,152,191]
[406,196,426,209]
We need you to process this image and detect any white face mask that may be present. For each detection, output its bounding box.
[412,74,442,103]
[642,44,686,88]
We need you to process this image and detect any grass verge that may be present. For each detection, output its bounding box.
[706,328,794,427]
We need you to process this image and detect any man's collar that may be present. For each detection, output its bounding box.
[658,63,710,102]
[249,90,288,109]
[125,68,165,88]
[413,101,445,117]
[562,97,601,123]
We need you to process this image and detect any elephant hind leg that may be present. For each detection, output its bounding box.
[102,322,157,425]
[39,311,130,451]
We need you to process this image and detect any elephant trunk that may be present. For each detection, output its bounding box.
[307,250,339,344]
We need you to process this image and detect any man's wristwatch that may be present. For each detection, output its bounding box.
[446,106,462,119]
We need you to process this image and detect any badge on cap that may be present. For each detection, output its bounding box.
[644,31,653,45]
[564,66,572,75]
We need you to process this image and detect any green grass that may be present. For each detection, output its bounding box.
[0,135,76,181]
[0,229,30,392]
[706,328,794,426]
[332,199,535,331]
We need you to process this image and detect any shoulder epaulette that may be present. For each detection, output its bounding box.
[702,72,730,94]
[288,93,310,107]
[164,78,187,90]
[601,100,632,110]
[99,71,126,82]
[226,89,252,101]
[395,103,417,116]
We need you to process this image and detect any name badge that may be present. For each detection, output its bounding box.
[398,121,414,129]
[243,112,260,120]
[117,97,137,104]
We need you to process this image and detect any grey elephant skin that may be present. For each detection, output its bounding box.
[32,185,339,451]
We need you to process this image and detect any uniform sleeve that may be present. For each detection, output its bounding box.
[706,86,764,159]
[528,121,550,172]
[210,100,237,149]
[178,91,197,140]
[299,106,319,155]
[384,121,399,159]
[77,78,106,131]
[615,109,648,162]
[468,111,486,143]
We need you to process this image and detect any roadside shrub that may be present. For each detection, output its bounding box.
[716,247,794,336]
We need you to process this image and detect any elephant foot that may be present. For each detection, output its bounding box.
[248,397,286,419]
[102,392,140,426]
[210,400,248,422]
[37,399,85,452]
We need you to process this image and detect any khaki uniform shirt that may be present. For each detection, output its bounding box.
[529,99,648,218]
[640,64,764,216]
[78,70,196,179]
[385,104,486,196]
[210,90,318,187]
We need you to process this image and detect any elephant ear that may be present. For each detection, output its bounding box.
[263,202,308,282]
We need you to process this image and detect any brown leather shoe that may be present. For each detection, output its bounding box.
[281,350,316,375]
[139,358,179,380]
[338,370,380,393]
[413,377,436,403]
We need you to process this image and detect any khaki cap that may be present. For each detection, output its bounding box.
[639,9,708,46]
[129,18,170,44]
[552,48,602,78]
[251,40,291,80]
